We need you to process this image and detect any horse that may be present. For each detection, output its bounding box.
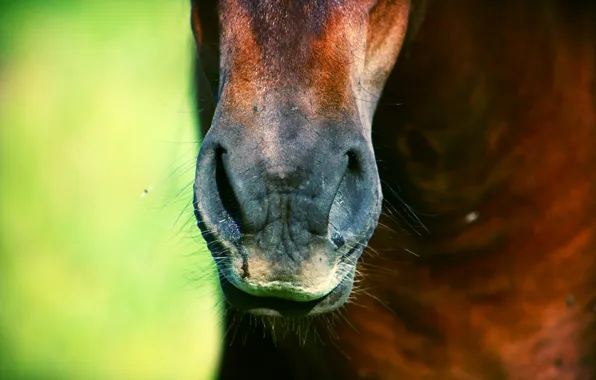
[191,0,596,378]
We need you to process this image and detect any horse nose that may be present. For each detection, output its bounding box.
[194,129,351,242]
[193,117,381,309]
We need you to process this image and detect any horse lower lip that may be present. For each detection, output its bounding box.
[218,270,354,317]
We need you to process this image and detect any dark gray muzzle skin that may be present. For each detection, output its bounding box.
[193,104,383,317]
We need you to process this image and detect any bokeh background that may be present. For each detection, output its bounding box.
[0,1,221,379]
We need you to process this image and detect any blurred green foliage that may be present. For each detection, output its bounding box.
[0,1,221,379]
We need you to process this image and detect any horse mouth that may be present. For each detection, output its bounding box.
[217,266,356,318]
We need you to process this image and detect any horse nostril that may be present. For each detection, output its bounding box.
[326,143,380,254]
[215,147,243,233]
[347,150,359,172]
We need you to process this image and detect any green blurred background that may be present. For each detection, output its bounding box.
[0,1,221,379]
